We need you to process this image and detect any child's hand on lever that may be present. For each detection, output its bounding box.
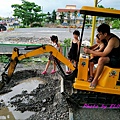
[83,46,91,54]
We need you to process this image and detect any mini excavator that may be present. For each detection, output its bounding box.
[1,6,120,107]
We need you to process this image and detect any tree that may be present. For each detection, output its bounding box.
[11,0,46,26]
[51,10,56,23]
[73,11,78,24]
[59,12,65,24]
[97,5,118,25]
[98,5,104,8]
[67,11,71,25]
[97,5,104,21]
[105,7,117,24]
[112,19,120,29]
[0,17,3,21]
[46,12,51,23]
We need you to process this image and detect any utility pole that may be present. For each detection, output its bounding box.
[90,0,98,45]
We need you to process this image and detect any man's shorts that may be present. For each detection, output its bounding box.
[106,56,120,68]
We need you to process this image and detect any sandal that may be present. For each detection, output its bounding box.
[89,83,97,90]
[66,71,71,74]
[87,76,94,82]
[41,70,47,75]
[51,70,56,74]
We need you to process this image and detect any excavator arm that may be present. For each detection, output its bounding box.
[1,44,77,89]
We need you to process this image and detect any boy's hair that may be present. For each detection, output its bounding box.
[97,23,110,35]
[96,34,100,40]
[73,30,80,36]
[96,34,107,47]
[50,35,58,43]
[101,39,107,47]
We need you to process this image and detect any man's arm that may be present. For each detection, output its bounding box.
[83,38,116,57]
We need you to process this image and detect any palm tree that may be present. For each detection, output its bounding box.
[51,10,56,23]
[73,10,78,24]
[67,11,71,25]
[59,12,65,24]
[46,12,51,23]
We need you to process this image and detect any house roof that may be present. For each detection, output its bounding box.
[66,5,76,7]
[57,9,80,13]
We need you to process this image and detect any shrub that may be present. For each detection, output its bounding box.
[63,38,71,47]
[112,20,120,29]
[30,22,42,27]
[0,55,9,63]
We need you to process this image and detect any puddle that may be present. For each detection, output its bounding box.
[0,77,45,120]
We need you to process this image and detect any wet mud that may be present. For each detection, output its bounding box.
[0,62,69,120]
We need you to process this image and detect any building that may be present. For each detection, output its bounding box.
[57,5,83,25]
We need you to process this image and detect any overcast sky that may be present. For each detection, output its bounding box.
[0,0,120,17]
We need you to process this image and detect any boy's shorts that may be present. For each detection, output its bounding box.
[89,56,100,64]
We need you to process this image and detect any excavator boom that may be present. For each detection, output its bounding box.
[0,44,76,89]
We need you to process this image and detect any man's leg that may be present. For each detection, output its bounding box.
[91,57,110,85]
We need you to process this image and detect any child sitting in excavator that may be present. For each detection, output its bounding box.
[87,34,107,82]
[41,35,62,75]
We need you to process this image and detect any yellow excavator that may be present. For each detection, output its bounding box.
[1,6,120,107]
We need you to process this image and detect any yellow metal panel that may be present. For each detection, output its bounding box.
[8,48,19,78]
[18,45,75,70]
[98,66,119,88]
[77,54,89,81]
[80,6,120,18]
[73,80,120,95]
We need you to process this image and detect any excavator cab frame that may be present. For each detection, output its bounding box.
[73,6,120,95]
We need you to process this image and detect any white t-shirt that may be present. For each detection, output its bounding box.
[51,42,59,51]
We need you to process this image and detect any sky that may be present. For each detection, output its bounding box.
[0,0,120,18]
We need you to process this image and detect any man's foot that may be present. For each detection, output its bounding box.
[41,70,47,75]
[89,82,97,90]
[87,76,94,82]
[51,70,56,74]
